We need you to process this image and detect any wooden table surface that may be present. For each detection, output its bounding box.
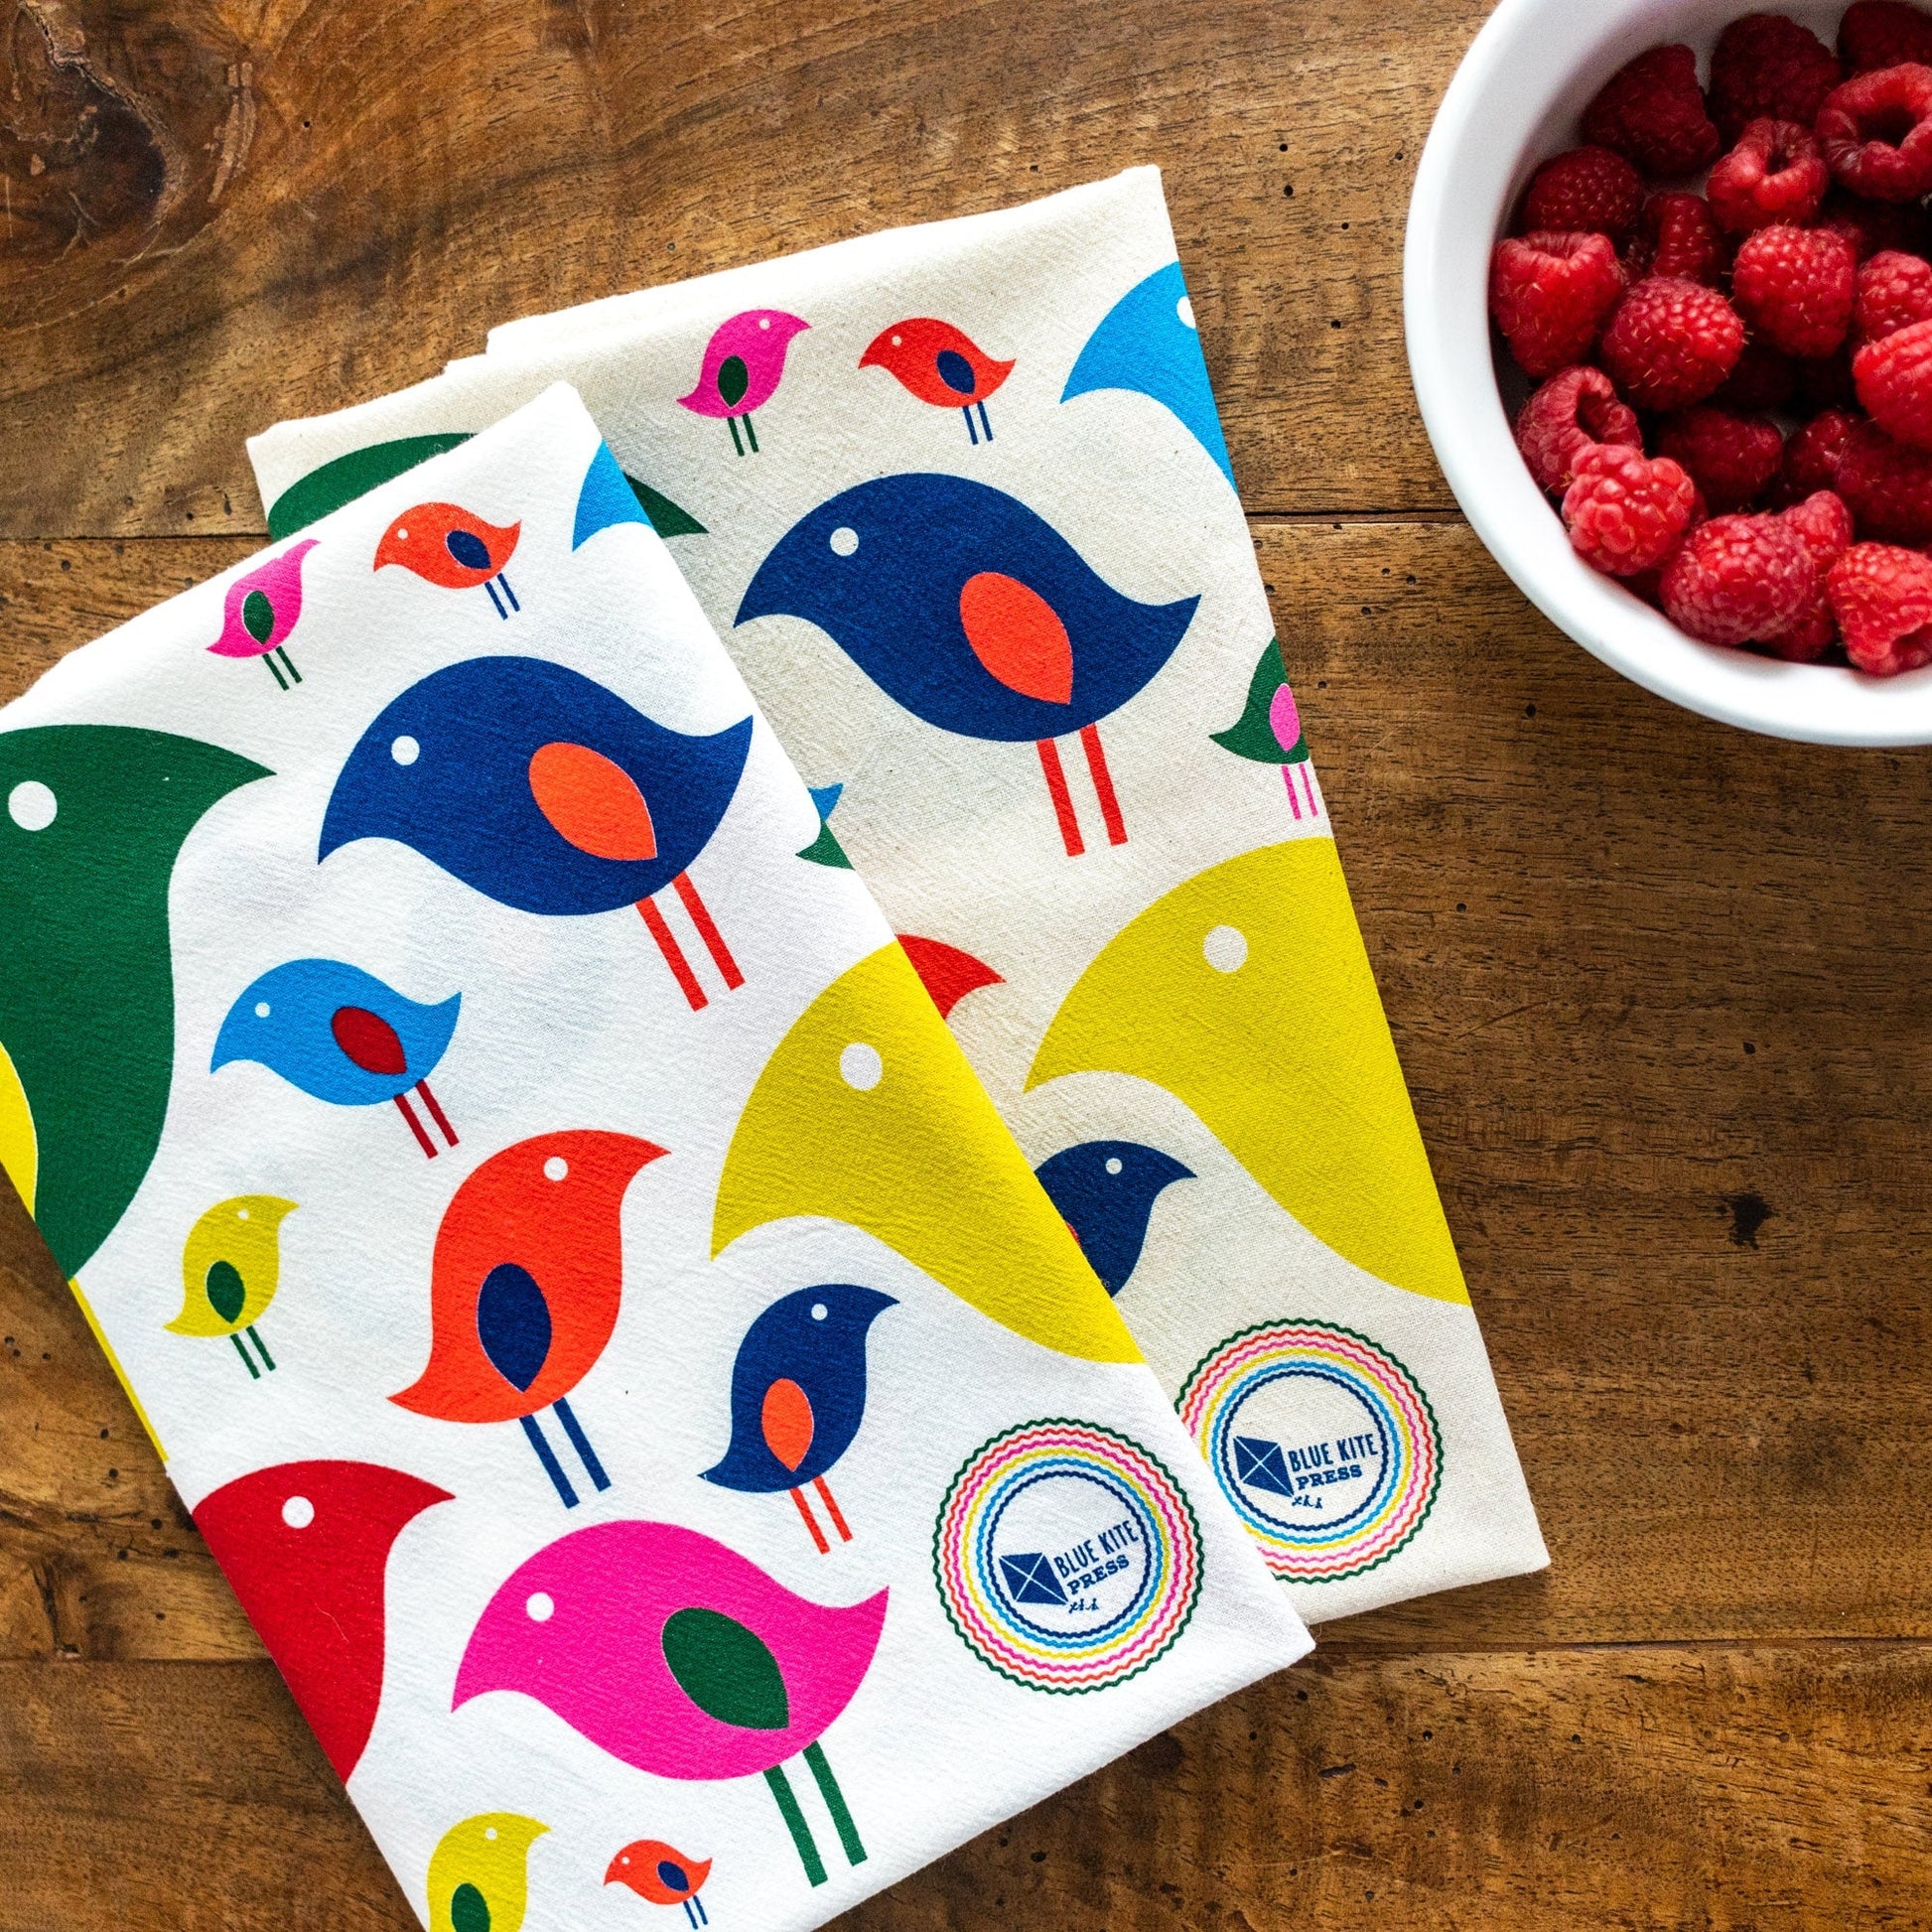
[5,2,1931,1926]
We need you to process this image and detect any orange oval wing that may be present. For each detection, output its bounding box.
[958,572,1074,705]
[528,742,657,861]
[760,1377,815,1472]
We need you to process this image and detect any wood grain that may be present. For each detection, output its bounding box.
[0,0,1487,537]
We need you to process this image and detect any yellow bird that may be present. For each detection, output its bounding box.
[713,942,1139,1363]
[1029,839,1470,1307]
[171,1195,298,1378]
[428,1813,549,1932]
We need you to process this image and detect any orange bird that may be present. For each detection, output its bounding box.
[608,1841,713,1927]
[860,318,1015,445]
[391,1130,666,1507]
[376,501,522,619]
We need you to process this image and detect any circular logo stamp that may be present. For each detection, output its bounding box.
[933,1420,1201,1693]
[1176,1321,1441,1584]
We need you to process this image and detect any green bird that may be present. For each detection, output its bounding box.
[0,725,271,1282]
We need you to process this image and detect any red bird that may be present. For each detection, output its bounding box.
[608,1840,713,1927]
[860,318,1015,445]
[375,502,522,619]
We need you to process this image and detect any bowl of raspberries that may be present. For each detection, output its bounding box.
[1407,0,1932,743]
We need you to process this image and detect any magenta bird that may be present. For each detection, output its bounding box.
[678,311,809,457]
[455,1519,886,1889]
[208,539,319,691]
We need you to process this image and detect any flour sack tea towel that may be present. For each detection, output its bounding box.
[0,384,1313,1932]
[248,167,1547,1620]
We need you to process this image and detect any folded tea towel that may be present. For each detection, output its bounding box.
[0,384,1314,1932]
[247,167,1547,1621]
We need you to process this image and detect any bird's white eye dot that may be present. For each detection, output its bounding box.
[8,781,57,832]
[484,1830,498,1843]
[255,1002,272,1019]
[526,1591,555,1622]
[829,526,859,557]
[1176,296,1196,331]
[395,527,409,542]
[391,735,420,766]
[891,335,902,346]
[811,1303,828,1321]
[543,1156,569,1182]
[236,1208,250,1221]
[282,1495,315,1529]
[759,316,771,330]
[840,1041,883,1091]
[1106,1157,1124,1176]
[1203,924,1248,973]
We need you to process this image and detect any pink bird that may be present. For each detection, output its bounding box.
[456,1518,885,1888]
[208,539,319,691]
[678,311,810,457]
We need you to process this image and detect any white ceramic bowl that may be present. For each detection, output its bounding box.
[1405,0,1932,744]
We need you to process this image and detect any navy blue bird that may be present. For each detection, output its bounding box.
[702,1284,897,1554]
[1034,1140,1193,1297]
[320,656,755,1011]
[735,475,1199,857]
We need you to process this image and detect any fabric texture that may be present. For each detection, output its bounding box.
[0,385,1313,1932]
[246,167,1546,1621]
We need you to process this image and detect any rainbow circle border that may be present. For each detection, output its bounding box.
[932,1419,1202,1694]
[1176,1320,1442,1584]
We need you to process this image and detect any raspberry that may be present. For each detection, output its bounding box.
[1827,542,1932,671]
[1520,146,1645,238]
[1625,192,1726,283]
[1715,342,1796,412]
[1655,407,1784,511]
[1600,276,1745,408]
[1835,417,1932,539]
[1854,315,1932,446]
[1562,444,1701,575]
[1515,365,1643,492]
[1583,45,1723,177]
[1817,64,1932,202]
[1778,407,1860,499]
[1814,188,1932,260]
[1729,225,1858,357]
[1489,231,1624,378]
[1661,513,1818,645]
[1840,2,1932,73]
[1772,490,1856,657]
[1707,119,1831,231]
[1853,248,1932,345]
[1710,14,1843,140]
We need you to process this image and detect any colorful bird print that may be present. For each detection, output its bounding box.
[392,1130,666,1508]
[1211,637,1321,821]
[455,1520,886,1888]
[428,1813,549,1932]
[210,958,461,1159]
[192,1458,452,1783]
[713,941,1137,1363]
[572,441,708,547]
[860,318,1014,445]
[677,310,809,456]
[1029,841,1470,1307]
[703,1285,897,1554]
[896,933,1002,1020]
[736,475,1198,857]
[1061,259,1236,491]
[207,539,318,690]
[608,1839,713,1927]
[0,725,269,1282]
[321,657,754,1012]
[376,502,522,619]
[795,783,850,870]
[1033,1141,1192,1297]
[170,1193,297,1376]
